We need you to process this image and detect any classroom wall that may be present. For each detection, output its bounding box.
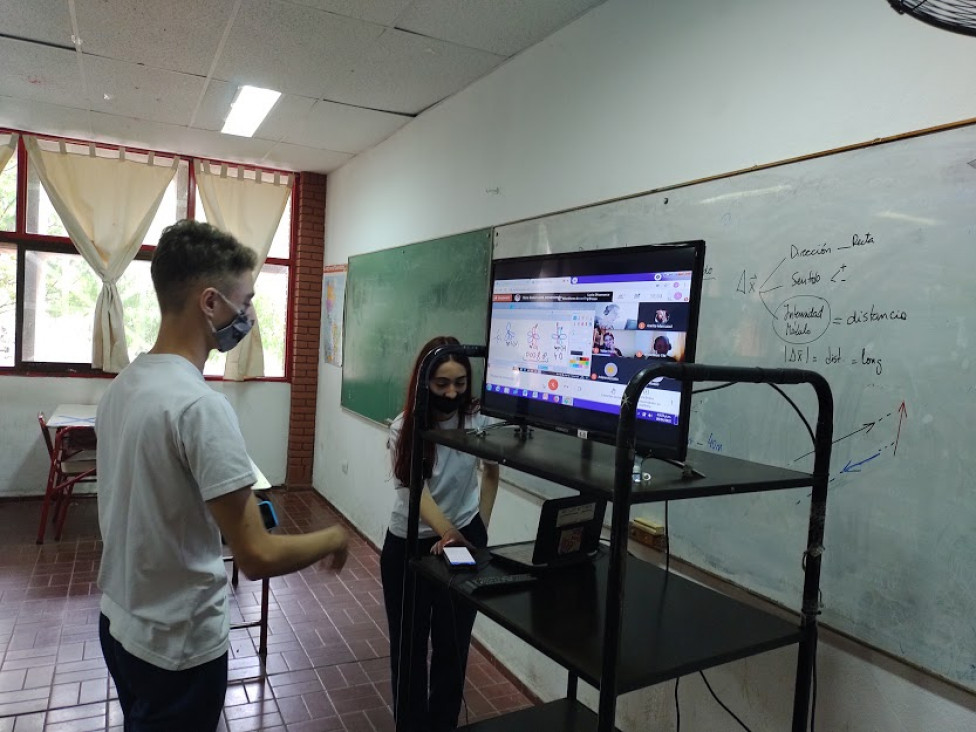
[315,0,976,728]
[0,375,290,497]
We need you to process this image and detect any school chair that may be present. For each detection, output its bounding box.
[37,413,98,544]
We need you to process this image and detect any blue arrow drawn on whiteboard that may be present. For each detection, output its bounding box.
[841,451,882,473]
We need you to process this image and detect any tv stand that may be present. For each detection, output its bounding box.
[401,349,833,732]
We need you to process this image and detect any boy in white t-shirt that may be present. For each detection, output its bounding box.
[96,220,348,731]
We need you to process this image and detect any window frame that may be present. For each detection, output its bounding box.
[0,129,297,382]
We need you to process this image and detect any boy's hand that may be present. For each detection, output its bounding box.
[324,526,349,572]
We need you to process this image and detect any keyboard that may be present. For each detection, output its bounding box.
[460,573,538,594]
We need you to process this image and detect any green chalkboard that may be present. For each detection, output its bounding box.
[341,229,492,425]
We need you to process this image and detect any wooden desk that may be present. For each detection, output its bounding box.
[249,458,271,489]
[46,404,98,428]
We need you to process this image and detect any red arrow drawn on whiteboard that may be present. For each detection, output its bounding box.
[894,401,907,456]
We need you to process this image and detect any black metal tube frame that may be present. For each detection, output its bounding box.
[605,362,833,732]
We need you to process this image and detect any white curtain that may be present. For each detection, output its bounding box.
[25,136,178,372]
[0,133,17,176]
[194,161,292,381]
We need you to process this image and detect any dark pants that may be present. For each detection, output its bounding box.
[99,613,228,732]
[381,515,488,732]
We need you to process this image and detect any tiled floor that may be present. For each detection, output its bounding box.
[0,491,534,731]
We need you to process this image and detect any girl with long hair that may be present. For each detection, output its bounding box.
[380,335,499,732]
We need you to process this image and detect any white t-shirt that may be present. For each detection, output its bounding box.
[387,410,494,540]
[95,354,256,671]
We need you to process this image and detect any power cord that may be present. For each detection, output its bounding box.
[664,500,671,574]
[811,650,818,732]
[767,383,815,444]
[687,380,819,729]
[674,676,681,731]
[656,504,757,732]
[699,670,754,731]
[692,381,735,395]
[468,420,517,437]
[692,381,815,446]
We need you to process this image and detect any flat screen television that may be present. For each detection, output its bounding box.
[482,240,706,461]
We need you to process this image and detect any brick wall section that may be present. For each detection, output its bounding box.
[287,172,326,488]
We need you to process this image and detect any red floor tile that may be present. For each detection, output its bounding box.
[0,492,535,730]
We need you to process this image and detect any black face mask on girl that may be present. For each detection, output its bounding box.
[429,393,462,414]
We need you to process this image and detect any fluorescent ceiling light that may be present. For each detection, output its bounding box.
[221,85,281,137]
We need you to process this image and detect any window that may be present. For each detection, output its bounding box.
[253,262,289,378]
[1,132,295,380]
[26,165,68,237]
[27,150,189,245]
[1,152,16,232]
[0,243,15,367]
[193,173,292,377]
[117,259,161,362]
[22,249,98,363]
[196,188,291,259]
[269,197,291,260]
[144,161,189,247]
[201,263,289,379]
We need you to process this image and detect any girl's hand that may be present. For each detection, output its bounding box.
[431,527,472,555]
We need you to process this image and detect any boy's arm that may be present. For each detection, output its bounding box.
[208,488,348,580]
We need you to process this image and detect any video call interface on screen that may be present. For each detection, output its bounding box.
[485,268,695,428]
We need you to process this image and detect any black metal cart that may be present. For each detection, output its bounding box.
[398,345,833,732]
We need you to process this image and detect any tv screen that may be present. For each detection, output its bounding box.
[482,241,706,461]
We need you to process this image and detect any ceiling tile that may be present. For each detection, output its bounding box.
[283,99,409,153]
[251,93,318,142]
[88,111,280,165]
[214,0,384,100]
[0,0,599,174]
[397,0,606,56]
[74,0,234,77]
[0,96,92,140]
[324,28,504,115]
[192,83,317,142]
[189,79,239,131]
[285,0,414,27]
[0,96,350,174]
[0,37,88,109]
[261,140,353,174]
[84,55,206,127]
[0,0,73,47]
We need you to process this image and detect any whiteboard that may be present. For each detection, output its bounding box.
[493,123,976,689]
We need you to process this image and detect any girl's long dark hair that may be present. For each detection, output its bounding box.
[392,336,478,486]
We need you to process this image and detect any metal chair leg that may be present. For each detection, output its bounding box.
[36,461,61,544]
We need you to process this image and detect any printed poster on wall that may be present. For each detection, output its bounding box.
[322,264,347,367]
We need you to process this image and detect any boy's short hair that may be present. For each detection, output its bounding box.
[151,220,257,313]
